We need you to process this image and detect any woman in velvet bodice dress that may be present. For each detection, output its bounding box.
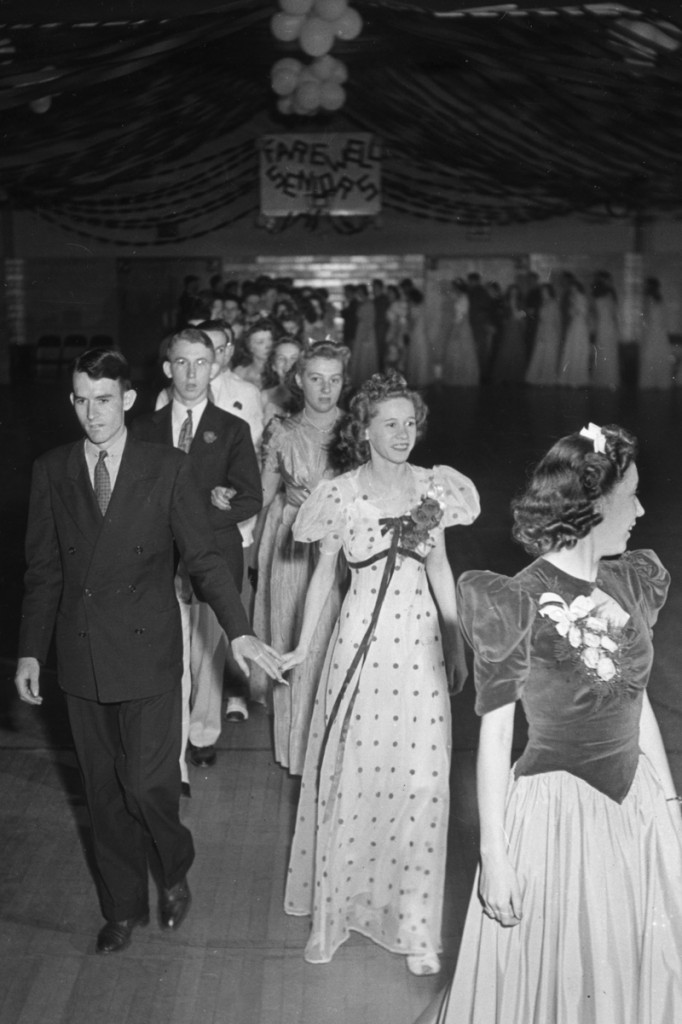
[416,422,682,1024]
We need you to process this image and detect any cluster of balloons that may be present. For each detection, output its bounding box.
[270,0,363,115]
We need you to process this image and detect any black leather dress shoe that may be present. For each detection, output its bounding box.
[160,877,191,930]
[95,912,149,954]
[181,781,191,798]
[188,743,216,767]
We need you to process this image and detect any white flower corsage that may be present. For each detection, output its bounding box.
[538,591,625,698]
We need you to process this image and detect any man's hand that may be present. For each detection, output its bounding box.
[210,486,236,511]
[231,635,285,683]
[15,657,43,706]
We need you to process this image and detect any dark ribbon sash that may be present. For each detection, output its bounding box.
[317,517,426,822]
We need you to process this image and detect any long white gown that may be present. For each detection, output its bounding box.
[592,292,621,389]
[557,290,591,388]
[284,464,480,963]
[525,298,561,386]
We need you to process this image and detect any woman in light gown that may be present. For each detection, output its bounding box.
[232,318,277,390]
[491,284,527,384]
[260,336,303,429]
[385,283,410,372]
[404,287,432,387]
[282,372,480,975]
[250,342,350,773]
[557,280,591,387]
[415,422,682,1024]
[591,274,621,389]
[442,279,480,386]
[349,283,380,387]
[524,284,561,386]
[639,277,673,390]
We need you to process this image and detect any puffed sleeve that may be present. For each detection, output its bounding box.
[457,570,535,715]
[261,417,287,473]
[432,465,480,527]
[620,549,670,628]
[292,476,346,554]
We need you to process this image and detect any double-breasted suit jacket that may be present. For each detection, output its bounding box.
[129,401,261,583]
[18,434,253,704]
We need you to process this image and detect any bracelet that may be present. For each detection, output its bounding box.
[666,796,682,802]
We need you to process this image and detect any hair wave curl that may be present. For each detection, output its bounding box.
[511,424,638,556]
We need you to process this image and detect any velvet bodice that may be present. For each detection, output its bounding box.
[457,550,669,802]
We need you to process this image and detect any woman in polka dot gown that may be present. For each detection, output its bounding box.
[281,372,480,975]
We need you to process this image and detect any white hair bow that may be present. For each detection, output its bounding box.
[579,422,606,454]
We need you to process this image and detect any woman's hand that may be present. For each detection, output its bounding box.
[478,852,523,928]
[210,486,236,510]
[280,647,307,675]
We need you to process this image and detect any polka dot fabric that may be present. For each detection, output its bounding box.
[285,464,479,963]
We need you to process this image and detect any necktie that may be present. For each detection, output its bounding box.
[94,450,111,516]
[178,409,193,453]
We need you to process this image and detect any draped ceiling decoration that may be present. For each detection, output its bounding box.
[1,0,682,243]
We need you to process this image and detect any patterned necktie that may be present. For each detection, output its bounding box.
[178,409,193,453]
[94,450,111,516]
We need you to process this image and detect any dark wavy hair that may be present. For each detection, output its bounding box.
[511,424,638,556]
[336,371,428,468]
[232,318,277,367]
[72,347,131,391]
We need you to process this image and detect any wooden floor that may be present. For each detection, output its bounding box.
[2,376,682,1024]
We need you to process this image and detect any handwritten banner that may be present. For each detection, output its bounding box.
[259,133,381,217]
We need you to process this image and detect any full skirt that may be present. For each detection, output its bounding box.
[415,756,682,1024]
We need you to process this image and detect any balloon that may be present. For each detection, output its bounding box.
[299,16,335,57]
[277,96,294,115]
[297,67,320,85]
[319,81,345,111]
[310,55,336,80]
[270,11,304,42]
[328,58,348,84]
[271,68,299,97]
[272,57,303,76]
[296,79,322,111]
[314,0,347,20]
[334,7,362,40]
[280,0,314,14]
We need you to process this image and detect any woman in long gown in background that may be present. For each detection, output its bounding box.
[524,284,561,386]
[492,284,527,384]
[442,279,479,386]
[260,336,303,429]
[282,372,480,976]
[591,274,621,389]
[404,287,432,387]
[639,277,673,390]
[415,422,682,1024]
[349,283,380,387]
[250,342,350,773]
[557,280,591,387]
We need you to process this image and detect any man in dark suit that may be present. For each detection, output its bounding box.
[14,347,281,955]
[130,327,261,770]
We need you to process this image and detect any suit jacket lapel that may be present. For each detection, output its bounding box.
[62,442,104,542]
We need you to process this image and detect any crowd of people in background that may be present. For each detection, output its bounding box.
[173,267,677,395]
[14,258,682,1017]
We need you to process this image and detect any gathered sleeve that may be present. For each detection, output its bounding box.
[432,464,480,527]
[292,477,346,555]
[261,417,287,474]
[457,570,535,715]
[619,549,670,628]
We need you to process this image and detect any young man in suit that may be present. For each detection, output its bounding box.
[14,348,282,954]
[154,322,264,724]
[131,327,261,766]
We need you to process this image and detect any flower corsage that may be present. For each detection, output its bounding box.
[537,591,626,702]
[396,489,445,553]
